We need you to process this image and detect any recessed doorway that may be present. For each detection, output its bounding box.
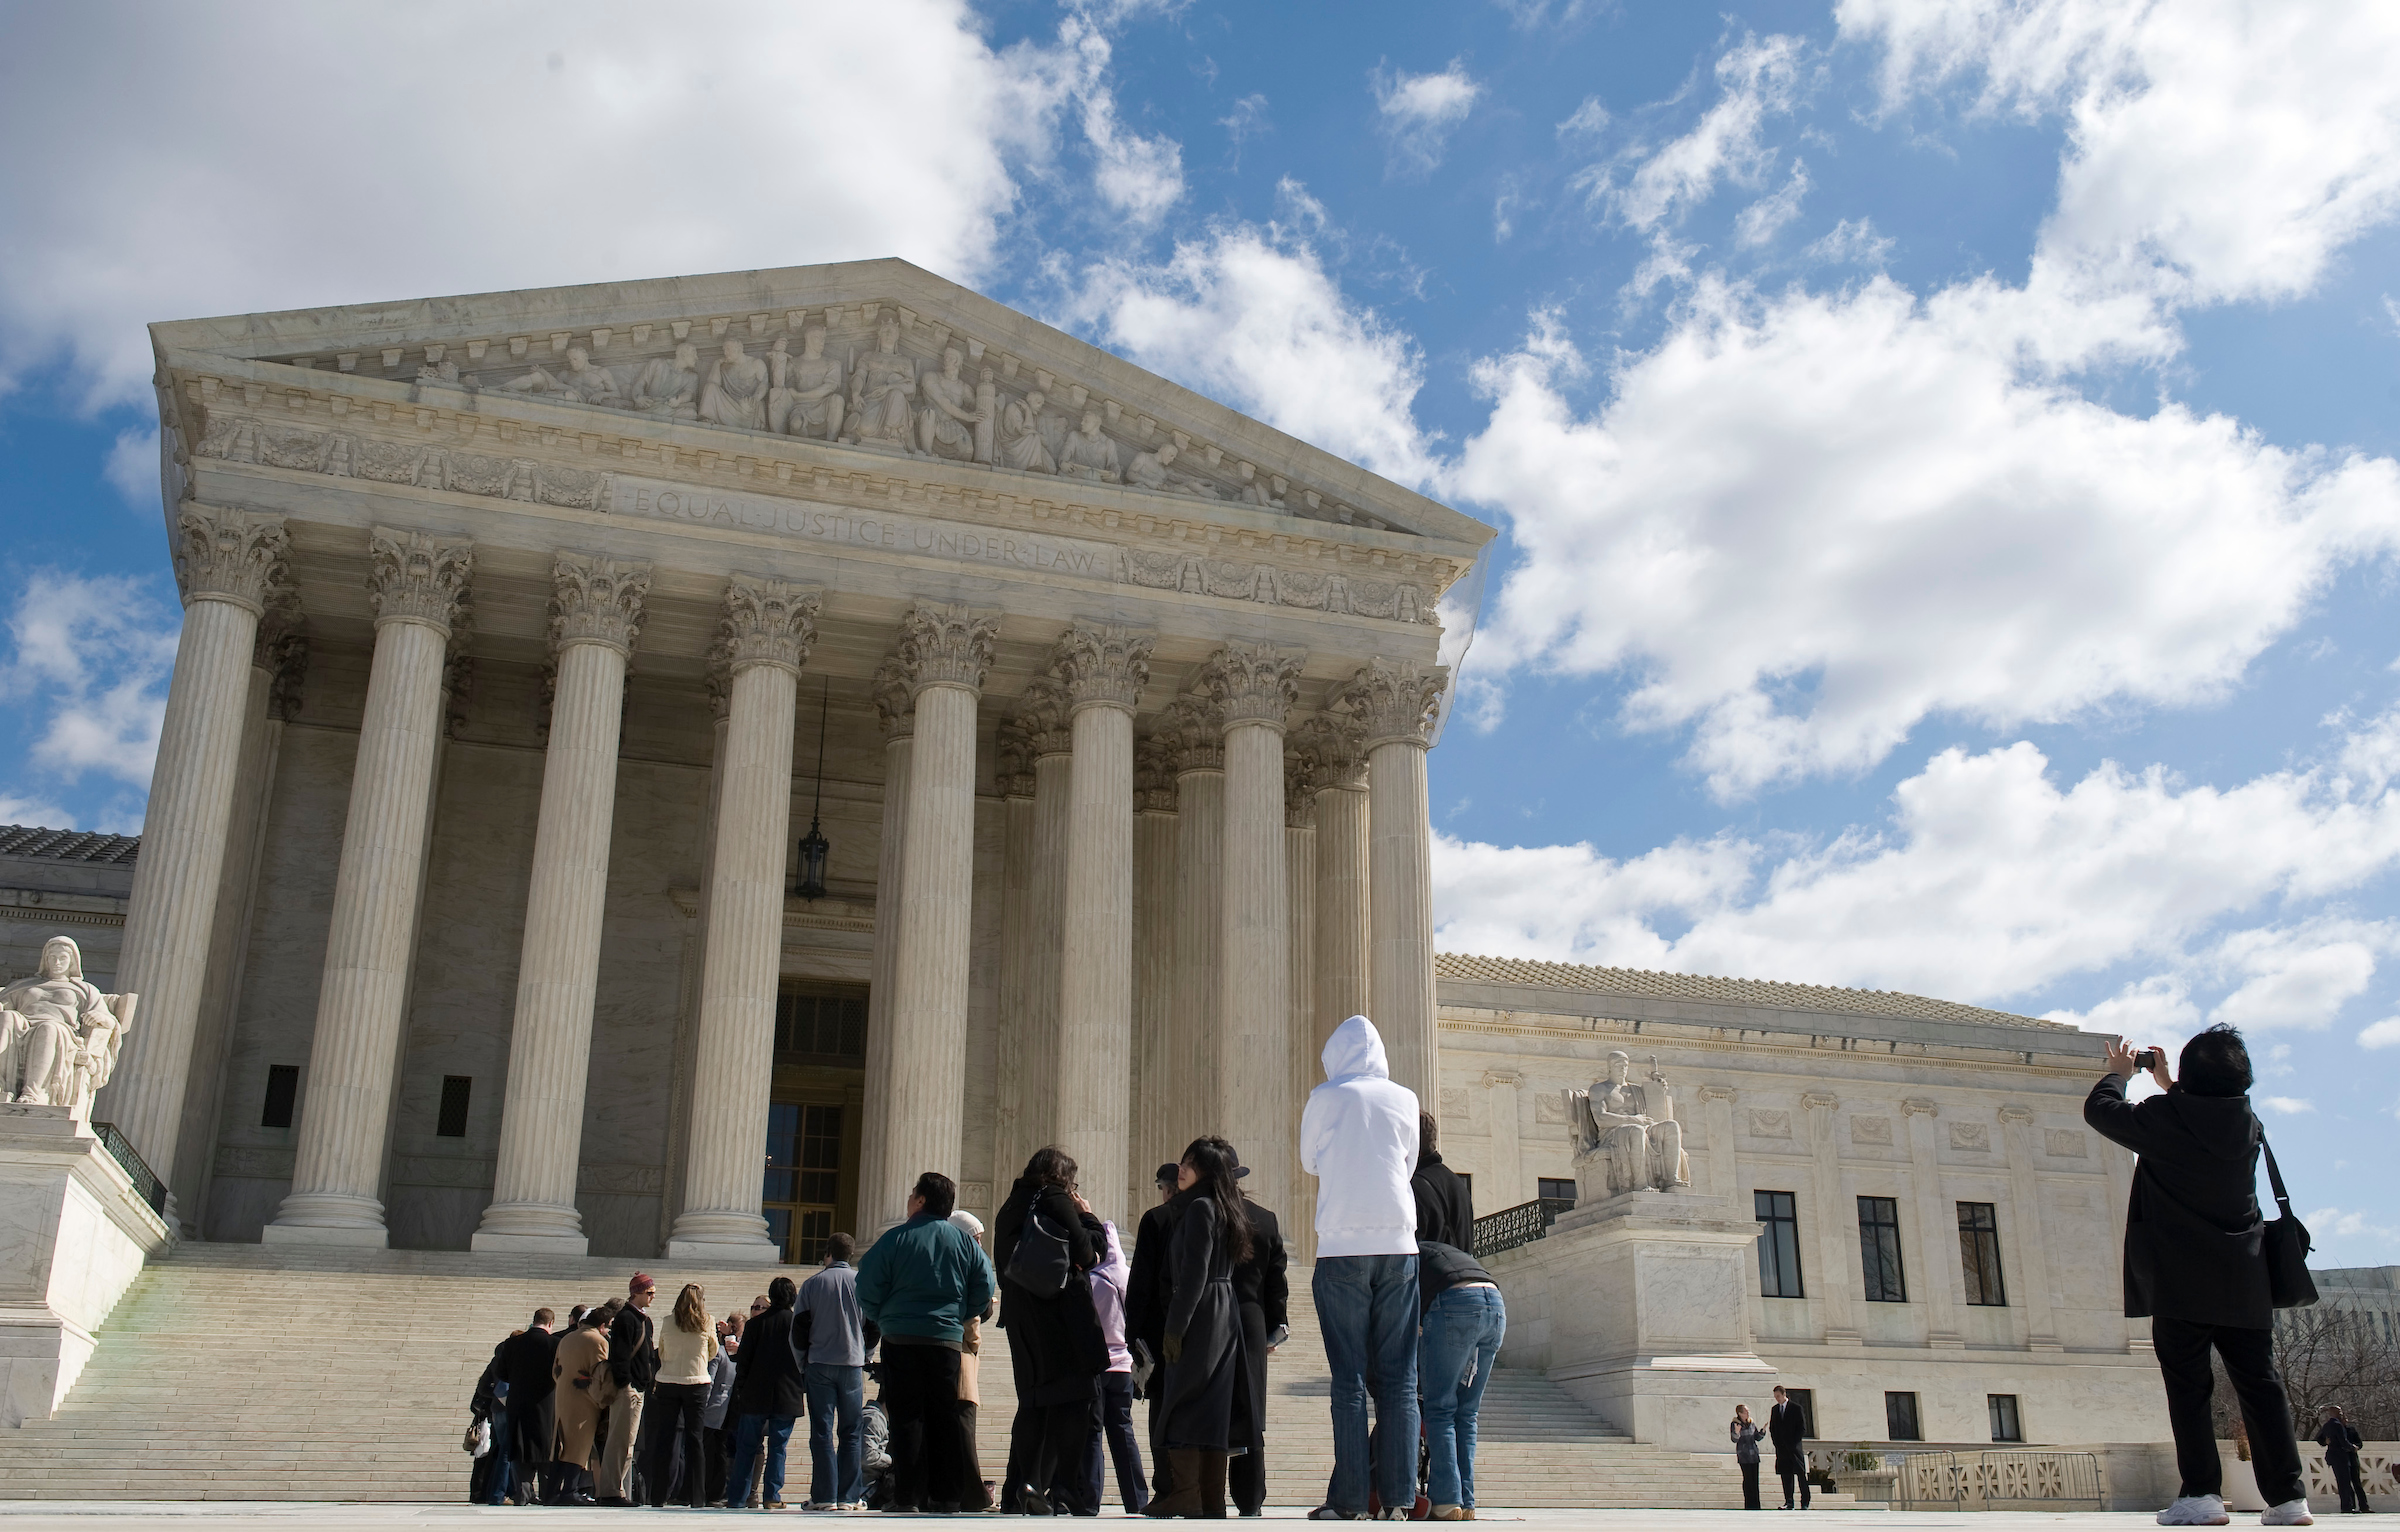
[763,983,866,1263]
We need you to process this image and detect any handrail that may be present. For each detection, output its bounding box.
[90,1120,169,1218]
[1472,1196,1577,1257]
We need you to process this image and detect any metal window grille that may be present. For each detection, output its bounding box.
[1537,1177,1578,1201]
[1886,1391,1923,1442]
[436,1075,472,1138]
[1859,1195,1908,1302]
[773,989,868,1059]
[1470,1195,1577,1257]
[1989,1394,2023,1443]
[1757,1190,1804,1297]
[261,1064,300,1130]
[1958,1201,2008,1306]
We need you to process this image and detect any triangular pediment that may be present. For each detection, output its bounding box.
[149,258,1491,552]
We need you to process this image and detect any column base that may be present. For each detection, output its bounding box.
[260,1221,389,1249]
[665,1235,786,1265]
[666,1207,780,1265]
[263,1189,388,1248]
[470,1229,590,1256]
[472,1199,588,1256]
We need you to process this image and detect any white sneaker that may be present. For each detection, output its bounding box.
[2158,1496,2231,1526]
[2262,1500,2315,1527]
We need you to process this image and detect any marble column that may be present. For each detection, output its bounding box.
[658,669,733,1247]
[1297,713,1371,1040]
[667,576,819,1261]
[1698,1083,1739,1205]
[1055,624,1151,1225]
[1284,748,1319,1259]
[267,529,470,1246]
[1161,694,1224,1162]
[1129,734,1178,1212]
[103,507,288,1195]
[1800,1090,1859,1342]
[991,717,1034,1195]
[474,556,651,1254]
[858,660,916,1233]
[1998,1104,2062,1350]
[1207,643,1300,1220]
[1337,659,1447,1103]
[856,603,997,1231]
[1022,678,1074,1168]
[1901,1098,1964,1348]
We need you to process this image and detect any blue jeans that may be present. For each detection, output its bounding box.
[806,1363,866,1505]
[1314,1253,1420,1515]
[729,1412,797,1506]
[479,1406,512,1504]
[1420,1285,1506,1510]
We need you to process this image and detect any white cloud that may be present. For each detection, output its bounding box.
[1556,96,1613,140]
[1734,160,1810,247]
[2359,1017,2400,1049]
[1058,16,1185,225]
[1457,276,2400,796]
[2259,1096,2316,1115]
[1807,217,1896,267]
[102,427,159,510]
[1220,93,1271,165]
[0,571,182,795]
[1603,33,1805,234]
[1374,61,1483,177]
[0,1,1083,410]
[1433,726,2400,1011]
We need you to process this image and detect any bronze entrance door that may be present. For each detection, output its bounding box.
[761,984,867,1264]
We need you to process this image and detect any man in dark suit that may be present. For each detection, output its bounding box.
[499,1309,561,1506]
[2087,1024,2312,1527]
[1230,1150,1290,1518]
[1125,1162,1181,1498]
[2317,1406,2365,1513]
[1768,1386,1809,1510]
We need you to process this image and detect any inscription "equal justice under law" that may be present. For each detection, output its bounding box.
[610,474,1116,578]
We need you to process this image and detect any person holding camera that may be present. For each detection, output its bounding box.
[2086,1024,2312,1527]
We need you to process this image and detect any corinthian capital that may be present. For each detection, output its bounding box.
[174,507,288,613]
[1201,641,1303,730]
[718,575,820,676]
[1290,712,1368,791]
[1017,674,1073,759]
[871,657,916,742]
[995,717,1035,798]
[1158,694,1225,775]
[548,555,652,658]
[1284,746,1320,829]
[1331,658,1447,749]
[1054,624,1154,715]
[368,528,473,635]
[894,601,999,696]
[1135,732,1178,811]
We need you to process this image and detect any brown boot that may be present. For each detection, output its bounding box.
[1146,1449,1205,1517]
[1199,1452,1230,1519]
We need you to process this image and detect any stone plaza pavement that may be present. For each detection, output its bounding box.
[0,1510,2278,1529]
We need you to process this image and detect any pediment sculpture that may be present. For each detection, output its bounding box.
[1567,1050,1690,1199]
[0,935,138,1119]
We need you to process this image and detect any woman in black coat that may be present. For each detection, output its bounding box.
[1146,1136,1252,1519]
[727,1276,808,1510]
[993,1146,1108,1515]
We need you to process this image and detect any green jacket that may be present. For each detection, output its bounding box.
[857,1213,996,1346]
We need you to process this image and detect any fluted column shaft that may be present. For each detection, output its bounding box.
[1901,1099,1964,1347]
[1803,1092,1859,1342]
[857,604,996,1230]
[106,508,287,1194]
[1167,767,1223,1161]
[1284,799,1318,1264]
[670,577,817,1260]
[1221,717,1291,1217]
[992,770,1034,1190]
[1023,747,1071,1155]
[858,662,915,1235]
[1130,742,1177,1213]
[269,530,468,1245]
[1999,1105,2061,1349]
[1367,737,1437,1102]
[1314,784,1371,1032]
[1059,702,1134,1223]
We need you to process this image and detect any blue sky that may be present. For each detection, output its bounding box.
[4,0,2399,1259]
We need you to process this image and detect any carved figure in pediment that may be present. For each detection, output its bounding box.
[416,360,466,388]
[999,389,1058,473]
[0,936,136,1119]
[1567,1050,1688,1198]
[1237,461,1282,509]
[917,347,985,461]
[847,318,919,448]
[1127,441,1220,499]
[769,329,846,440]
[630,342,702,418]
[700,339,770,431]
[1059,409,1123,484]
[498,346,618,408]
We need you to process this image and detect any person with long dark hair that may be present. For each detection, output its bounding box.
[1146,1136,1253,1518]
[645,1283,720,1507]
[994,1145,1108,1514]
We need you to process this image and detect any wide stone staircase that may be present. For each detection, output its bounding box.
[0,1242,1753,1507]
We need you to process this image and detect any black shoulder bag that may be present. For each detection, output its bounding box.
[2260,1135,2318,1310]
[1005,1206,1074,1297]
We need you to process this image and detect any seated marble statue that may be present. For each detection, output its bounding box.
[1058,409,1122,483]
[847,319,918,448]
[698,339,769,431]
[769,330,845,440]
[497,347,618,408]
[628,343,702,418]
[1126,441,1219,498]
[998,389,1058,473]
[0,935,136,1116]
[1568,1050,1689,1197]
[916,347,983,461]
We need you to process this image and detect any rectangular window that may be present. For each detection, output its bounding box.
[1886,1391,1922,1442]
[1989,1394,2023,1443]
[1537,1178,1578,1202]
[1858,1195,1908,1303]
[774,988,868,1060]
[436,1075,472,1138]
[1959,1201,2008,1307]
[1781,1388,1815,1439]
[261,1064,299,1130]
[1756,1190,1805,1298]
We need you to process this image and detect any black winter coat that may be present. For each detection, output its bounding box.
[499,1326,560,1464]
[1232,1201,1288,1331]
[1125,1199,1179,1359]
[1768,1399,1808,1474]
[994,1177,1109,1405]
[608,1302,659,1391]
[2084,1074,2273,1328]
[731,1302,809,1419]
[1160,1186,1245,1452]
[1412,1149,1476,1249]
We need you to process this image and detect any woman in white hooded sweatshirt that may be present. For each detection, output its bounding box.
[1299,1015,1422,1521]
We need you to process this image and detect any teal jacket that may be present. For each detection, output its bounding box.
[857,1213,996,1346]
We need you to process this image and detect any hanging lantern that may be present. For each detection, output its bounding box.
[793,676,831,900]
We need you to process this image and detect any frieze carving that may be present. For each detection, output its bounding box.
[2044,1128,2087,1158]
[1134,732,1178,812]
[367,529,473,634]
[256,588,309,722]
[1331,658,1447,749]
[548,555,651,658]
[717,576,820,676]
[1284,745,1320,829]
[1290,712,1368,792]
[1054,624,1154,715]
[1747,1108,1792,1139]
[1158,694,1226,776]
[1850,1115,1894,1146]
[1017,674,1074,759]
[193,414,613,509]
[894,602,999,696]
[870,658,916,743]
[174,507,288,613]
[1950,1122,1991,1152]
[1202,641,1304,730]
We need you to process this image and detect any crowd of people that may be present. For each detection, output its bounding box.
[461,1013,1505,1518]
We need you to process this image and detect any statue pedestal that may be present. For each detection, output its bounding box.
[0,1105,174,1427]
[1488,1188,1774,1452]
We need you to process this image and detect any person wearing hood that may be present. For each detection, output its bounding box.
[1300,1015,1422,1521]
[2086,1024,2313,1528]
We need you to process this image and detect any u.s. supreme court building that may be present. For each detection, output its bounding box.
[0,262,2197,1502]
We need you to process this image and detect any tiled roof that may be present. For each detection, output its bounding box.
[1435,952,2066,1031]
[0,825,141,865]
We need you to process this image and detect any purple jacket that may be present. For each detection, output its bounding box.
[1090,1220,1133,1372]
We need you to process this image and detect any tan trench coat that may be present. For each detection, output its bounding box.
[551,1326,616,1467]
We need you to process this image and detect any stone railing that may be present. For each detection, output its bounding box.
[89,1120,166,1217]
